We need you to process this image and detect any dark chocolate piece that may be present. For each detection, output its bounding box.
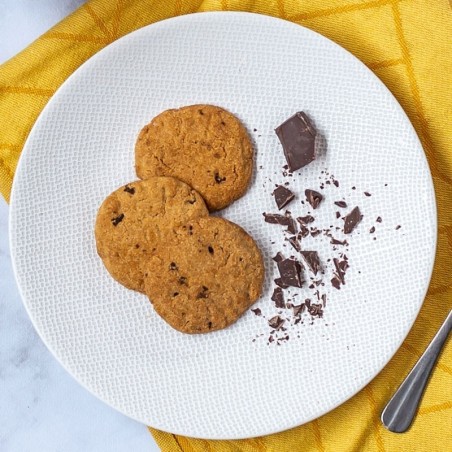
[123,185,135,195]
[251,308,262,316]
[333,258,349,285]
[273,252,284,263]
[334,201,347,208]
[275,111,317,172]
[376,216,382,223]
[298,224,310,238]
[297,215,315,225]
[310,228,321,237]
[277,258,304,288]
[343,206,362,234]
[305,189,323,209]
[268,316,285,330]
[288,236,301,252]
[271,287,285,308]
[264,213,297,234]
[111,213,124,226]
[301,251,321,275]
[273,185,295,210]
[274,278,289,289]
[292,304,305,316]
[331,276,341,290]
[307,302,323,318]
[331,238,347,246]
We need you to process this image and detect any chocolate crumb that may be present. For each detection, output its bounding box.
[376,216,382,223]
[336,211,341,219]
[369,226,375,234]
[111,213,124,226]
[271,287,285,308]
[396,225,401,230]
[352,186,356,190]
[333,180,339,188]
[364,192,371,197]
[334,201,347,208]
[298,224,310,238]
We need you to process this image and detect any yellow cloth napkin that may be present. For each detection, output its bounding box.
[1,0,451,450]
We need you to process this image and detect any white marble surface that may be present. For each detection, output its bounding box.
[0,2,159,451]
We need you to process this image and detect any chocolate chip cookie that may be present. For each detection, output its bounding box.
[144,217,264,333]
[95,177,208,293]
[135,105,254,211]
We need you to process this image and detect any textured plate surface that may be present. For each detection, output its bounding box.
[10,12,436,439]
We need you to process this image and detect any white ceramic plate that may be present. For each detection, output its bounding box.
[10,12,436,439]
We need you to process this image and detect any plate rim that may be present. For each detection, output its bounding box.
[9,11,438,439]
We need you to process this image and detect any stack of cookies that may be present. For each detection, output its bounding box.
[95,105,264,334]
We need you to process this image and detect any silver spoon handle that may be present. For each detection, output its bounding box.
[381,309,452,433]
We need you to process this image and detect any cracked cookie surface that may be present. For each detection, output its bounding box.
[135,104,254,211]
[95,177,208,293]
[143,217,264,333]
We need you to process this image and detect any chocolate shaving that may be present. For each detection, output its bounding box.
[271,287,285,308]
[333,258,349,284]
[343,206,362,234]
[334,201,347,208]
[251,308,262,316]
[335,211,341,219]
[331,238,347,246]
[273,185,295,210]
[376,216,382,223]
[364,192,371,197]
[300,251,321,275]
[275,111,317,172]
[305,189,323,209]
[370,226,375,234]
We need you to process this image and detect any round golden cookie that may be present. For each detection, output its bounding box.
[95,177,208,293]
[135,105,254,211]
[144,217,264,334]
